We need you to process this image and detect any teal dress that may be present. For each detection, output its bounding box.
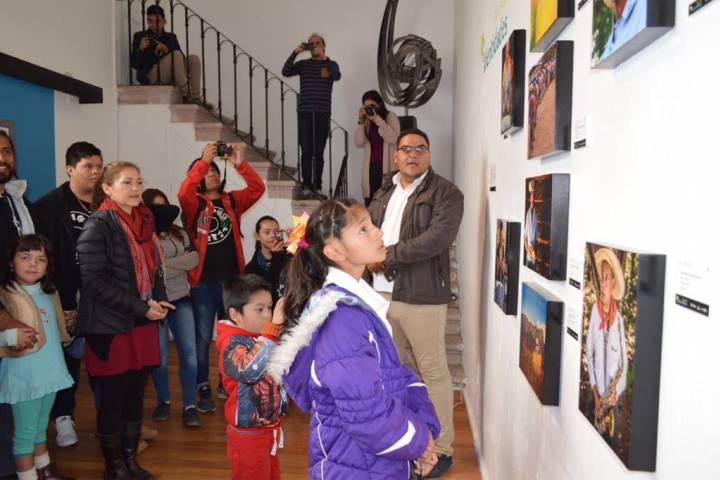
[0,283,74,404]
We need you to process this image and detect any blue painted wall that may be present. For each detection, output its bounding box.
[0,73,55,201]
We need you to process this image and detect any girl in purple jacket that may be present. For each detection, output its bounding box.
[268,199,440,479]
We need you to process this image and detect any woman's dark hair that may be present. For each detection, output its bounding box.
[223,274,273,317]
[361,90,389,121]
[142,188,184,241]
[92,161,140,210]
[188,159,226,193]
[283,198,363,325]
[3,234,56,294]
[254,215,279,251]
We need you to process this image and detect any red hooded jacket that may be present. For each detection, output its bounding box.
[177,160,265,287]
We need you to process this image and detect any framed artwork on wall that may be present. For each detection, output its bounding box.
[528,41,574,160]
[523,173,570,281]
[578,242,666,471]
[519,282,564,405]
[501,29,526,135]
[494,219,521,314]
[530,0,575,52]
[592,0,675,68]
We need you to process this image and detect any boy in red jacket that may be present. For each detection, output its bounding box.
[217,275,287,479]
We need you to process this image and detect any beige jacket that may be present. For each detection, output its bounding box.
[0,283,69,358]
[353,111,401,198]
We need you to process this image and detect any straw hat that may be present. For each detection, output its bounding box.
[593,247,625,301]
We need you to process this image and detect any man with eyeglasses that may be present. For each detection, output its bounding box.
[367,128,464,478]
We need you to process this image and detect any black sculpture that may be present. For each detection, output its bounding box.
[377,0,442,128]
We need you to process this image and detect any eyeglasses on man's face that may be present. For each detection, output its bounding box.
[397,145,429,154]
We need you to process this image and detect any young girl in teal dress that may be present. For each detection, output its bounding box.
[0,235,74,480]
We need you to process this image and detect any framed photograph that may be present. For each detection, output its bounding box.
[530,0,575,52]
[578,242,666,471]
[528,41,574,160]
[501,29,526,135]
[523,174,570,281]
[519,282,564,405]
[592,0,675,68]
[494,219,521,314]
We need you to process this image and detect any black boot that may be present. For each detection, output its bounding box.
[120,422,156,480]
[97,432,132,480]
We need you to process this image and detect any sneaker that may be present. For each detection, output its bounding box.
[140,424,159,442]
[196,385,216,413]
[217,382,228,400]
[151,401,171,422]
[182,407,202,428]
[55,415,78,447]
[427,454,453,478]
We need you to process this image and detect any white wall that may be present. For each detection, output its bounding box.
[454,0,720,479]
[0,0,118,186]
[116,0,455,201]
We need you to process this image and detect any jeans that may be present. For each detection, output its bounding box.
[298,111,330,190]
[151,299,199,407]
[190,282,226,388]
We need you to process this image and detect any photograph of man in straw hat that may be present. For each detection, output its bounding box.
[579,243,638,465]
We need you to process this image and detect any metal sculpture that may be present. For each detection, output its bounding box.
[377,0,442,113]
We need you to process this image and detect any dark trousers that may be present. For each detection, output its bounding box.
[298,111,330,190]
[94,368,150,435]
[0,404,13,477]
[366,162,384,205]
[51,350,82,420]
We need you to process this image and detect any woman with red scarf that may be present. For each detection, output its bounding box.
[77,161,172,480]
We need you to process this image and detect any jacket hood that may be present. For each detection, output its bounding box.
[267,287,363,411]
[215,319,255,351]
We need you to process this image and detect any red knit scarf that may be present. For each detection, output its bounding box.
[597,297,618,331]
[99,198,162,297]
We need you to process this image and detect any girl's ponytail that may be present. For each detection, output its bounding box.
[282,198,362,326]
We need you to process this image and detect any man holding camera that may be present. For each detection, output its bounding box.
[131,5,201,99]
[282,33,341,197]
[177,142,265,413]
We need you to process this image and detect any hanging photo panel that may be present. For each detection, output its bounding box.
[501,29,526,135]
[530,0,575,52]
[592,0,675,68]
[523,173,570,281]
[528,41,573,160]
[519,282,564,405]
[494,219,521,314]
[578,242,666,471]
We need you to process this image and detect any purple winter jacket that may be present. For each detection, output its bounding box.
[268,285,440,479]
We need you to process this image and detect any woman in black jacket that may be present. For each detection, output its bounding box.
[77,161,171,480]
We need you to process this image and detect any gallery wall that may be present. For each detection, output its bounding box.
[115,0,455,201]
[453,0,719,479]
[0,0,118,189]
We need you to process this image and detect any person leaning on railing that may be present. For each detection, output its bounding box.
[131,4,201,100]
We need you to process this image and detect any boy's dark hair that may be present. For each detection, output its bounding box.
[146,4,165,18]
[283,198,363,324]
[3,234,56,294]
[223,274,273,318]
[396,128,430,149]
[66,141,102,167]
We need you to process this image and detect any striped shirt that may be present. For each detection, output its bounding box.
[282,52,341,114]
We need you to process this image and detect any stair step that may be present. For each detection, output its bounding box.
[446,334,463,353]
[194,123,276,160]
[118,85,182,105]
[450,365,466,389]
[266,180,301,199]
[291,199,323,216]
[170,103,219,124]
[447,350,463,368]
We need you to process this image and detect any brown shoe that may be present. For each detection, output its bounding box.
[36,463,76,480]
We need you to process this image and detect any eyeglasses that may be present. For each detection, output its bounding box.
[397,145,429,154]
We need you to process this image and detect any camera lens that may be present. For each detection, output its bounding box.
[365,106,375,116]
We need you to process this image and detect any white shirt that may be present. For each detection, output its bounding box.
[324,266,392,335]
[585,303,628,397]
[373,170,429,293]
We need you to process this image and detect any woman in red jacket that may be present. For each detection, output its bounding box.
[177,142,265,414]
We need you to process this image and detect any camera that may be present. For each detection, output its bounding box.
[365,106,375,116]
[145,35,158,49]
[275,230,286,243]
[216,141,234,157]
[303,42,316,51]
